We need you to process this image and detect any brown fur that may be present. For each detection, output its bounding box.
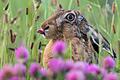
[43,40,54,67]
[38,6,97,67]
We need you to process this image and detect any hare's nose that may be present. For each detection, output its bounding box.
[37,28,45,34]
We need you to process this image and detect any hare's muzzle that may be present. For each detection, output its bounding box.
[37,28,45,35]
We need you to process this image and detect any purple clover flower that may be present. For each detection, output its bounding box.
[9,77,25,80]
[72,62,89,73]
[0,65,15,80]
[40,67,48,77]
[103,56,115,69]
[100,68,107,77]
[9,76,25,80]
[52,40,66,55]
[29,63,41,78]
[86,64,100,75]
[14,64,26,77]
[65,70,85,80]
[48,58,64,73]
[15,45,29,63]
[9,76,19,80]
[103,72,118,80]
[64,60,74,71]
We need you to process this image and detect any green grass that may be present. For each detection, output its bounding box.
[0,0,120,74]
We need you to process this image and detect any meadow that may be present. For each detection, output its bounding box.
[0,0,120,80]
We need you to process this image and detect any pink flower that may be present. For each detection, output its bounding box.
[14,64,26,77]
[72,62,88,73]
[86,64,100,75]
[0,65,15,80]
[64,60,74,70]
[52,40,66,55]
[100,68,107,77]
[9,77,25,80]
[65,70,85,80]
[15,45,29,63]
[103,72,118,80]
[9,76,19,80]
[48,58,64,73]
[103,56,115,69]
[40,68,48,77]
[29,63,41,78]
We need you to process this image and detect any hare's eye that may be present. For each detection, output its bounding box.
[65,13,75,21]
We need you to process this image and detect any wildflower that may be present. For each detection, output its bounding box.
[29,63,41,78]
[48,58,64,73]
[65,70,85,80]
[103,72,118,80]
[14,64,26,77]
[9,76,19,80]
[40,67,48,77]
[64,60,74,71]
[15,45,29,63]
[100,68,107,77]
[52,40,66,55]
[9,77,25,80]
[72,62,88,73]
[0,65,15,80]
[103,56,115,69]
[86,64,100,75]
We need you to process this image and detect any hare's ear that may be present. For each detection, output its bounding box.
[56,4,63,11]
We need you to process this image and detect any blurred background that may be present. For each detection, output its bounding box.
[0,0,120,69]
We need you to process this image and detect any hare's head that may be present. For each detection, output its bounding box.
[37,5,87,39]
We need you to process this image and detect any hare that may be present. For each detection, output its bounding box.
[37,5,116,67]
